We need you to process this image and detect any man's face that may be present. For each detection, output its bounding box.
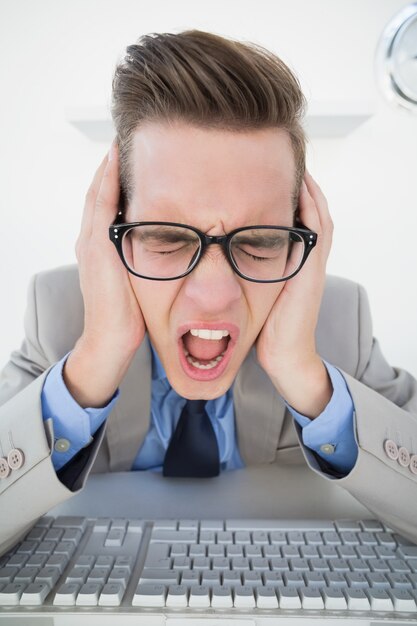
[126,121,296,399]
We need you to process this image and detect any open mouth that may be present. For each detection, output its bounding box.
[177,323,239,381]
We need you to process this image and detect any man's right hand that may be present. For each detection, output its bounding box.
[63,140,146,408]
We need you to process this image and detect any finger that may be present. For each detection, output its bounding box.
[78,151,109,243]
[93,139,121,235]
[298,176,322,234]
[304,170,333,233]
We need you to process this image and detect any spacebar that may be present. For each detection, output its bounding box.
[225,519,336,531]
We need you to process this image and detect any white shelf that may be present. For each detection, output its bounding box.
[66,101,375,141]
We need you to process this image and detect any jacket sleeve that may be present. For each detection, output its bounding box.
[293,282,417,543]
[0,273,106,556]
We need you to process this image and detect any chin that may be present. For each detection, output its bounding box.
[168,364,237,400]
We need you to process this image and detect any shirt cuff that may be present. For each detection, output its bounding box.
[285,360,358,475]
[41,351,119,470]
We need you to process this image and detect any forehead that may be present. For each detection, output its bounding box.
[127,121,296,226]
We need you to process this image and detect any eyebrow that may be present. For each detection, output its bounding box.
[132,227,197,243]
[232,233,288,248]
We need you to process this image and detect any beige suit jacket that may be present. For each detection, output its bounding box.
[0,264,417,554]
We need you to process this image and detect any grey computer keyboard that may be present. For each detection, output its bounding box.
[1,515,417,622]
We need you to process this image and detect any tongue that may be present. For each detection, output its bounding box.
[183,331,229,361]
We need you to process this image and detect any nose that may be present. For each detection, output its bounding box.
[183,244,242,313]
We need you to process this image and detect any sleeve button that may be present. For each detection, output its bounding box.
[0,457,11,478]
[409,454,417,475]
[398,446,410,467]
[320,443,335,454]
[7,448,25,470]
[384,439,399,460]
[54,438,70,453]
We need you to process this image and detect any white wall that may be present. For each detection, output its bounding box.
[1,0,416,376]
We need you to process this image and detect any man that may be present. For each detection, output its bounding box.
[0,30,416,554]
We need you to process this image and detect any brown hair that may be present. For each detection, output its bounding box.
[111,29,307,215]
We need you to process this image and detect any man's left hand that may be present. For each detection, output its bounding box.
[255,170,334,418]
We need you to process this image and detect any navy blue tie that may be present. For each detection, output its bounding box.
[163,399,220,478]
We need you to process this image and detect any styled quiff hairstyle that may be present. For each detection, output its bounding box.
[111,30,307,216]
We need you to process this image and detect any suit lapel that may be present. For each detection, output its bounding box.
[233,346,286,465]
[106,338,287,470]
[106,335,152,471]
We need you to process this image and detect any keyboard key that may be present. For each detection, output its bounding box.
[53,582,80,606]
[263,572,283,586]
[256,585,278,608]
[86,567,109,585]
[20,582,51,606]
[223,571,241,585]
[104,529,125,547]
[211,585,233,608]
[343,588,371,610]
[201,571,221,585]
[287,531,305,545]
[245,545,262,557]
[242,571,262,587]
[277,587,301,608]
[335,520,361,532]
[53,516,87,531]
[0,566,19,584]
[361,520,384,532]
[299,586,324,609]
[98,582,125,606]
[170,543,188,557]
[152,519,177,530]
[189,545,206,557]
[388,588,417,611]
[365,588,394,611]
[26,554,48,569]
[365,572,390,589]
[387,573,413,589]
[107,567,130,588]
[200,520,224,531]
[304,572,326,588]
[65,566,90,584]
[16,541,37,555]
[35,566,60,587]
[62,528,83,544]
[25,527,46,542]
[178,519,199,530]
[398,545,417,559]
[233,585,255,608]
[45,554,68,574]
[44,528,63,542]
[181,571,200,586]
[7,554,28,568]
[139,569,179,585]
[14,566,39,584]
[95,555,114,569]
[151,530,197,543]
[0,582,26,605]
[76,582,102,606]
[166,584,188,607]
[344,572,369,589]
[189,585,210,608]
[322,587,348,609]
[132,583,166,607]
[207,544,224,557]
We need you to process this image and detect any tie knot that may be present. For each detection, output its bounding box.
[187,399,207,415]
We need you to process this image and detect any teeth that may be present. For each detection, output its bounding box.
[186,351,226,370]
[189,329,230,340]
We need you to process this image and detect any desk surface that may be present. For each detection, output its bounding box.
[49,462,371,520]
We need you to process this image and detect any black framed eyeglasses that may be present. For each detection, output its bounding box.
[109,221,317,283]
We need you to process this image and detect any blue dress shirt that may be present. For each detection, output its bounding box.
[41,343,358,475]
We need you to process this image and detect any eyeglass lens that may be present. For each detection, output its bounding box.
[121,224,305,281]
